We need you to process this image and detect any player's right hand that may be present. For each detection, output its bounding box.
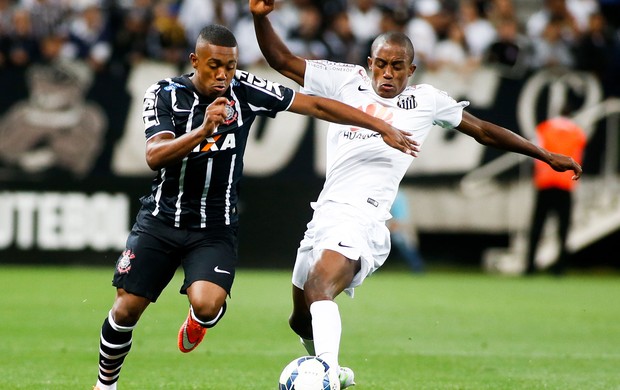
[203,97,229,137]
[383,126,419,157]
[548,152,583,180]
[249,0,275,17]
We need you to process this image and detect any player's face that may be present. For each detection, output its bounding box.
[190,42,238,98]
[367,42,415,99]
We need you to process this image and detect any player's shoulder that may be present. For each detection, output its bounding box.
[146,75,191,96]
[405,83,445,95]
[233,68,291,98]
[307,59,362,71]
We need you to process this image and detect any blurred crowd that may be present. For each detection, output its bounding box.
[1,0,619,92]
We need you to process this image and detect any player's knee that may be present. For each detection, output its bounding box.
[193,301,227,327]
[110,305,142,327]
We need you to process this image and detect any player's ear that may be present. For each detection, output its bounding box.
[367,56,372,69]
[408,63,416,77]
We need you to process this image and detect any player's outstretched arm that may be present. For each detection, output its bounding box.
[145,98,228,170]
[457,111,582,179]
[289,93,418,156]
[250,0,306,86]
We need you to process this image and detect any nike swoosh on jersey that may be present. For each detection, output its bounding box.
[357,86,368,91]
[214,266,231,274]
[338,241,354,248]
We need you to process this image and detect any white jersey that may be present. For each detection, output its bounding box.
[302,60,469,221]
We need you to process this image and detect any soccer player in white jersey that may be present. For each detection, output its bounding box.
[250,1,582,387]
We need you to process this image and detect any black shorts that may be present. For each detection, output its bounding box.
[112,208,238,302]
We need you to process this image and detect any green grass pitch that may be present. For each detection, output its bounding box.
[0,265,619,389]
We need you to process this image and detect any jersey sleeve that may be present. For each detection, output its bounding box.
[142,81,175,141]
[430,86,470,129]
[236,70,295,118]
[301,60,363,99]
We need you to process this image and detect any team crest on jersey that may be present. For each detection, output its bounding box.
[223,100,238,125]
[116,249,135,274]
[398,95,417,110]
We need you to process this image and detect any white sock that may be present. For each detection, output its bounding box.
[310,300,341,371]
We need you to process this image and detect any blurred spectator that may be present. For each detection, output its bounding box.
[525,105,586,276]
[109,0,152,73]
[574,12,616,85]
[388,190,425,273]
[287,4,329,60]
[233,0,295,67]
[146,1,187,68]
[322,10,361,64]
[21,0,70,39]
[529,16,575,69]
[61,1,112,72]
[178,0,239,45]
[459,0,496,62]
[405,0,442,69]
[356,4,409,65]
[485,0,516,28]
[0,0,13,35]
[39,32,65,64]
[0,7,41,68]
[566,0,599,32]
[485,16,530,75]
[348,0,382,52]
[526,0,581,43]
[433,23,478,72]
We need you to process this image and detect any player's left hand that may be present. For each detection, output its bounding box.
[549,152,583,180]
[382,126,419,156]
[249,0,275,17]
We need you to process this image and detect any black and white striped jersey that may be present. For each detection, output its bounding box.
[140,70,295,229]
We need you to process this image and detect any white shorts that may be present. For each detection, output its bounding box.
[291,201,391,297]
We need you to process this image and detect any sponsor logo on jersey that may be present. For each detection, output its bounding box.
[342,131,382,140]
[201,133,236,152]
[236,70,284,99]
[117,249,135,274]
[367,198,379,207]
[398,94,417,110]
[344,103,393,139]
[164,81,186,91]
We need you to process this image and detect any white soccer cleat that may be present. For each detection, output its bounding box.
[339,367,356,388]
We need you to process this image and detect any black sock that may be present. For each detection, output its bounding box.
[97,311,134,387]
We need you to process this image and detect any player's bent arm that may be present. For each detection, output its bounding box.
[145,132,205,170]
[146,98,228,170]
[289,93,417,156]
[457,111,582,179]
[251,2,306,86]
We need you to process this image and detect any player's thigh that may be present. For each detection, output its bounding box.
[181,225,239,296]
[113,212,182,302]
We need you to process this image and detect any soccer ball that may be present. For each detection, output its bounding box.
[278,356,340,390]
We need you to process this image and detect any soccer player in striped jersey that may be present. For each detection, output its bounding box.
[250,1,583,388]
[93,24,418,390]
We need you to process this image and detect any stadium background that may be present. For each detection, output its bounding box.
[0,0,618,273]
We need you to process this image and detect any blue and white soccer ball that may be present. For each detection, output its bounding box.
[278,356,340,390]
